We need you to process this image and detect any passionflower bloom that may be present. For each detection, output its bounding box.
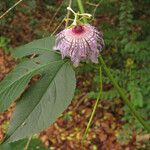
[54,24,104,67]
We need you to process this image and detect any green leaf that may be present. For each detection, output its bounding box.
[131,90,143,107]
[0,35,61,112]
[0,74,32,112]
[123,42,139,54]
[0,138,48,150]
[0,51,60,112]
[4,61,76,143]
[128,81,143,107]
[13,36,56,58]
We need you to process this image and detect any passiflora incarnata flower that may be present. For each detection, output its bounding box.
[54,24,104,67]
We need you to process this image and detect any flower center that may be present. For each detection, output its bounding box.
[72,26,84,34]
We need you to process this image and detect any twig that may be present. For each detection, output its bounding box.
[51,18,65,36]
[65,0,72,27]
[92,1,102,19]
[0,0,24,20]
[30,53,36,59]
[86,0,102,19]
[86,1,98,7]
[136,134,150,142]
[24,136,32,150]
[48,0,64,27]
[73,94,87,111]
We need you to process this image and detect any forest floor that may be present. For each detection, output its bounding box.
[0,7,148,150]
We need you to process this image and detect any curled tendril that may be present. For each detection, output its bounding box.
[66,7,92,27]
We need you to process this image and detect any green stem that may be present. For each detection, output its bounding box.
[77,0,87,23]
[24,136,32,150]
[99,55,150,132]
[77,0,150,133]
[82,66,103,146]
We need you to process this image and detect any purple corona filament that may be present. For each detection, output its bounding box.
[54,24,104,67]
